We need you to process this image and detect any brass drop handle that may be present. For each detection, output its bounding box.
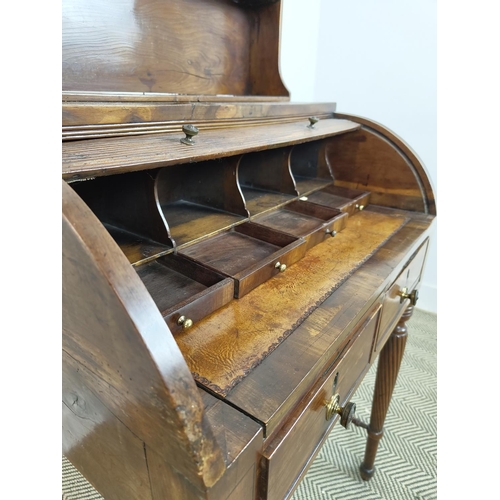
[275,261,286,272]
[398,287,419,306]
[325,393,357,429]
[355,204,365,211]
[177,315,194,329]
[325,228,337,238]
[308,116,319,128]
[180,124,199,145]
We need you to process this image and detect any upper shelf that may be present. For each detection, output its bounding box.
[63,118,361,181]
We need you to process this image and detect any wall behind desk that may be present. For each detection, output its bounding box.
[281,0,437,313]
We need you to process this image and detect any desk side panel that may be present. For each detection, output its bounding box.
[62,180,225,489]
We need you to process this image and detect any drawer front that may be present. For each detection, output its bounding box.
[164,278,234,335]
[341,191,371,216]
[374,239,429,357]
[303,210,348,250]
[259,305,380,500]
[235,239,306,298]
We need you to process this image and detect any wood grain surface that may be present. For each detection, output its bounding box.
[63,0,287,99]
[62,119,360,180]
[176,210,408,395]
[62,102,336,139]
[332,113,436,215]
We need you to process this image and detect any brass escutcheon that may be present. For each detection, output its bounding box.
[325,393,357,428]
[325,393,341,421]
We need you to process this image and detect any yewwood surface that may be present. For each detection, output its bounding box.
[176,210,408,396]
[62,119,360,180]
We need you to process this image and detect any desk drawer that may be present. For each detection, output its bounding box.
[374,239,429,358]
[259,305,380,500]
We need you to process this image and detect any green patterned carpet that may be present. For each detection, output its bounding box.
[63,308,437,500]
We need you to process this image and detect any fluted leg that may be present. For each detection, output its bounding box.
[360,305,413,480]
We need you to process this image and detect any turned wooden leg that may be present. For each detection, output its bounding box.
[360,305,413,481]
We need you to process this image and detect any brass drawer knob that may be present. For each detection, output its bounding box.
[177,315,194,329]
[275,261,286,272]
[325,393,357,429]
[180,124,199,145]
[325,228,337,238]
[398,287,419,306]
[355,204,365,211]
[308,116,319,128]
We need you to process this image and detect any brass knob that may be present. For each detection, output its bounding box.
[180,124,199,145]
[398,287,419,306]
[325,393,357,429]
[177,315,193,329]
[325,228,337,238]
[275,262,286,272]
[355,204,365,211]
[307,116,319,128]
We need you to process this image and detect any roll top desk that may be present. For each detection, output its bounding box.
[62,1,436,498]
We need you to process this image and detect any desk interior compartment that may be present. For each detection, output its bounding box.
[179,222,306,298]
[253,199,347,251]
[289,140,335,196]
[135,253,234,335]
[238,148,298,216]
[156,157,249,249]
[70,172,174,266]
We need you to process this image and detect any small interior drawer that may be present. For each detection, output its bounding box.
[179,222,306,298]
[135,253,234,334]
[374,239,429,357]
[259,305,380,500]
[305,185,371,215]
[253,200,347,251]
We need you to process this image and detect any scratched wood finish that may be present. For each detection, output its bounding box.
[63,0,287,98]
[62,180,226,489]
[62,119,361,181]
[223,212,434,439]
[175,210,409,398]
[360,305,413,481]
[147,390,263,500]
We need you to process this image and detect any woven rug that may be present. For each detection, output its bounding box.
[62,308,436,499]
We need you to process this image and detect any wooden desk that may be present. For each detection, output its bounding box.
[62,1,436,498]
